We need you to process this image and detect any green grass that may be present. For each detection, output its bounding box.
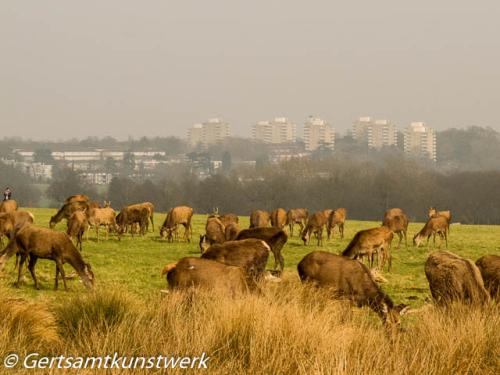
[2,208,500,307]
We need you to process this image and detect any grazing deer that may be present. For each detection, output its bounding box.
[0,224,95,291]
[301,211,328,246]
[342,227,394,272]
[476,254,500,301]
[327,208,347,239]
[117,202,155,234]
[428,207,451,236]
[426,251,489,306]
[49,201,89,229]
[413,216,448,250]
[298,251,410,339]
[86,207,123,242]
[285,208,308,237]
[160,206,194,243]
[382,209,409,248]
[0,200,18,213]
[199,216,226,254]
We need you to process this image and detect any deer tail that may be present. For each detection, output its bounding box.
[161,261,179,277]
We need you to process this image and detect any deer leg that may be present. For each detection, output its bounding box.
[16,254,27,289]
[105,225,110,242]
[404,229,408,249]
[426,235,431,250]
[55,259,69,291]
[397,232,403,248]
[444,231,448,247]
[96,222,100,242]
[341,223,345,239]
[151,215,154,232]
[86,224,90,242]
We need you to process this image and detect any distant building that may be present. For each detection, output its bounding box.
[252,118,296,144]
[303,117,334,151]
[404,122,437,161]
[351,117,398,149]
[368,119,398,149]
[351,116,372,143]
[1,160,52,181]
[80,172,113,185]
[187,119,230,149]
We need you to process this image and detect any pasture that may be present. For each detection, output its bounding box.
[1,207,500,374]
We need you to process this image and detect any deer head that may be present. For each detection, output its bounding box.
[81,263,95,292]
[413,233,423,247]
[380,302,410,340]
[428,206,436,217]
[199,235,210,254]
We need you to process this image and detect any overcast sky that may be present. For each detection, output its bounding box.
[1,1,499,140]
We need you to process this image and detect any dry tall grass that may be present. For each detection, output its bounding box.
[1,275,499,374]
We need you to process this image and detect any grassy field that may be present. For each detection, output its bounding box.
[2,207,499,304]
[1,208,500,374]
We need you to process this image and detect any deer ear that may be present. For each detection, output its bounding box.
[381,302,388,314]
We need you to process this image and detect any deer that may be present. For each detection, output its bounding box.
[0,200,18,213]
[49,201,89,229]
[327,208,347,239]
[270,208,287,230]
[86,206,123,242]
[298,251,410,340]
[413,216,449,250]
[160,206,194,243]
[161,257,260,294]
[64,194,90,203]
[117,202,155,234]
[201,239,271,280]
[301,211,329,246]
[199,216,226,254]
[428,207,451,236]
[0,223,95,291]
[285,208,308,237]
[476,254,500,302]
[382,209,409,248]
[249,210,270,229]
[342,227,394,272]
[66,211,88,251]
[425,251,490,306]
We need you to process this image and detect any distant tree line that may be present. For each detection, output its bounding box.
[104,156,500,225]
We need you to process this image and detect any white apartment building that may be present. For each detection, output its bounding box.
[252,118,296,144]
[367,119,398,149]
[187,119,230,149]
[303,117,335,151]
[404,122,437,161]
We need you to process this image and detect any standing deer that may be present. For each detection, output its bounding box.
[160,206,194,243]
[342,227,394,272]
[382,209,409,248]
[270,208,287,230]
[249,210,270,229]
[413,216,449,250]
[285,208,308,237]
[327,208,347,239]
[301,211,328,246]
[428,207,451,236]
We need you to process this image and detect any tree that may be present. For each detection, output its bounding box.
[47,167,83,203]
[222,151,232,172]
[104,157,118,172]
[33,149,54,165]
[123,152,136,171]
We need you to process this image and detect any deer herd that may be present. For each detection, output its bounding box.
[1,195,499,338]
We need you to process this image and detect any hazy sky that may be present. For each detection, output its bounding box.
[1,1,499,140]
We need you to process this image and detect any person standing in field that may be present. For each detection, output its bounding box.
[3,188,11,201]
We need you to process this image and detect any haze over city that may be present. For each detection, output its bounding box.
[1,1,499,140]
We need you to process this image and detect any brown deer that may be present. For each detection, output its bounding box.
[201,239,271,280]
[49,201,89,229]
[199,216,226,254]
[382,209,409,248]
[161,257,260,294]
[0,211,34,245]
[413,216,449,250]
[327,208,347,239]
[342,227,394,272]
[285,208,308,237]
[298,251,409,339]
[236,227,288,272]
[428,207,451,235]
[117,202,155,233]
[475,254,500,302]
[0,200,19,213]
[270,208,287,230]
[249,210,270,229]
[0,224,95,291]
[160,206,194,243]
[301,211,328,246]
[86,206,123,242]
[64,194,90,203]
[66,211,88,251]
[425,251,490,306]
[219,213,238,227]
